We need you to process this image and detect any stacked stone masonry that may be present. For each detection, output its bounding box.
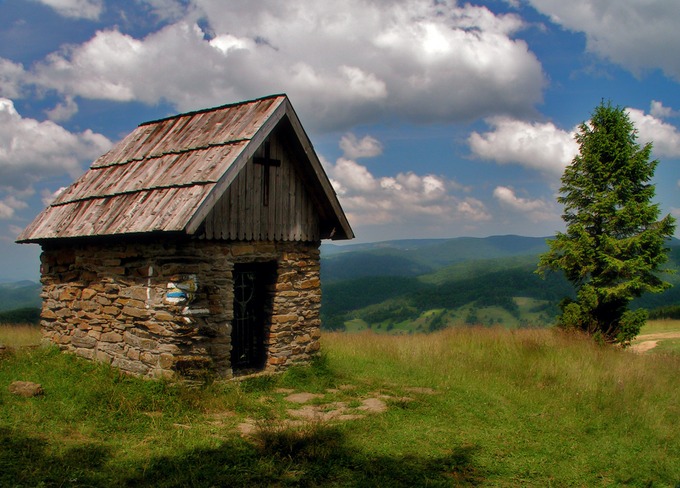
[39,239,322,379]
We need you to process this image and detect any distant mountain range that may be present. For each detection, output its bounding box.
[321,235,551,282]
[0,281,41,312]
[321,235,680,332]
[1,235,678,332]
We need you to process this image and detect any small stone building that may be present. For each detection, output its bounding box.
[17,94,354,379]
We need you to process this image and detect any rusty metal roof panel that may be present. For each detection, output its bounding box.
[16,93,356,243]
[19,185,214,240]
[90,95,283,169]
[90,124,153,168]
[54,142,247,205]
[17,95,287,243]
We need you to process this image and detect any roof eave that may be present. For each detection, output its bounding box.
[16,229,188,246]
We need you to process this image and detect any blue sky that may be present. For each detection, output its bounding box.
[1,0,679,281]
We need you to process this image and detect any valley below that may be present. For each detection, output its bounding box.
[320,235,680,333]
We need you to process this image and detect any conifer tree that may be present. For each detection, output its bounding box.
[538,101,676,344]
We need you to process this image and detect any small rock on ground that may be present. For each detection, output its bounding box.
[9,381,44,397]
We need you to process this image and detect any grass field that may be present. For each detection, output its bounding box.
[1,323,679,486]
[640,319,680,335]
[0,323,40,347]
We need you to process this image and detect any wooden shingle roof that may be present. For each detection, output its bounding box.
[17,94,353,243]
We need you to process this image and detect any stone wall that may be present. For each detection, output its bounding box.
[39,238,322,379]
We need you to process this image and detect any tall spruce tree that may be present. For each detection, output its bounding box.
[538,101,676,344]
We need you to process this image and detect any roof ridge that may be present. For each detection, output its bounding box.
[139,93,287,127]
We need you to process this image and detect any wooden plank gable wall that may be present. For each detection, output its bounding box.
[199,129,320,242]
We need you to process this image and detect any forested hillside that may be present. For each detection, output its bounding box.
[321,235,550,282]
[321,236,680,332]
[0,281,41,312]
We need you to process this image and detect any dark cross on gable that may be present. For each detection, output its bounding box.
[253,140,281,206]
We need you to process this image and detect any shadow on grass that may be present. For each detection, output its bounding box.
[0,425,484,487]
[126,424,484,487]
[0,427,112,486]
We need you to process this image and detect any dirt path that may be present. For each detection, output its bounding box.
[629,332,680,353]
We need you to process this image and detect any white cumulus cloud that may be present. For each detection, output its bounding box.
[17,0,544,131]
[0,59,26,99]
[493,186,556,222]
[339,134,383,159]
[524,0,680,81]
[0,201,14,220]
[468,117,578,177]
[325,135,490,230]
[33,0,104,20]
[468,106,680,179]
[0,195,29,220]
[331,158,379,195]
[45,96,79,122]
[626,107,680,158]
[41,187,67,206]
[0,98,112,191]
[649,100,679,119]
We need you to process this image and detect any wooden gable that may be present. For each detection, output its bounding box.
[199,126,320,241]
[17,95,353,244]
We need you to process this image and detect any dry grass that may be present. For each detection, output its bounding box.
[640,318,680,335]
[0,324,41,348]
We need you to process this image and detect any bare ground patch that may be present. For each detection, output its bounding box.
[236,385,433,438]
[630,340,659,353]
[630,332,680,353]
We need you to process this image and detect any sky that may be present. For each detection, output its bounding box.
[1,0,679,281]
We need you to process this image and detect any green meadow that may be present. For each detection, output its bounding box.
[1,323,679,486]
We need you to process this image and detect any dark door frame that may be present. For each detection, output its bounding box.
[230,261,277,374]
